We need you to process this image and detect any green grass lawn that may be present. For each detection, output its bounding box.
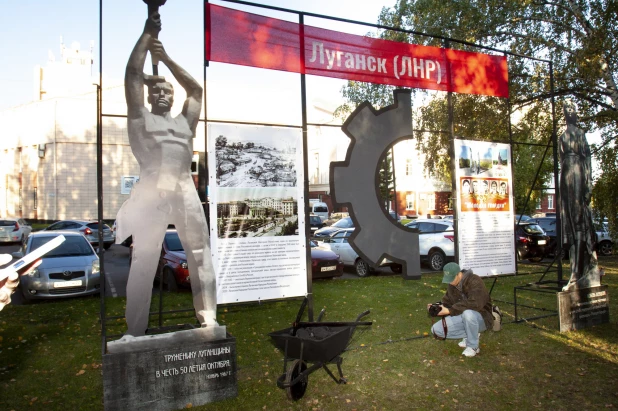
[1,257,617,410]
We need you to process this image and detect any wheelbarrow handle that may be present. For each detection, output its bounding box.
[295,321,373,327]
[291,297,309,336]
[355,310,371,322]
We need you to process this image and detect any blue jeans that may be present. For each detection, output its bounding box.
[431,310,487,349]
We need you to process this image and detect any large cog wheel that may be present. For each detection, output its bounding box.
[330,89,421,279]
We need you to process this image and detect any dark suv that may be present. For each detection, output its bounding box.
[515,222,550,262]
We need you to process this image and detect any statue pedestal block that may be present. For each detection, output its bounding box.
[103,327,237,411]
[558,285,610,332]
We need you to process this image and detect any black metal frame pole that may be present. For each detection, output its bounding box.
[549,61,562,284]
[299,13,314,322]
[443,40,458,263]
[98,0,106,356]
[504,53,520,275]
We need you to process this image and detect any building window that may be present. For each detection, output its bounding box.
[406,194,415,210]
[547,195,554,210]
[428,193,436,211]
[536,198,542,210]
[405,158,413,176]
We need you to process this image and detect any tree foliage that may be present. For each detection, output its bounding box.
[378,151,395,210]
[338,0,617,222]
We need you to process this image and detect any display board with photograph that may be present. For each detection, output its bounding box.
[455,139,516,276]
[208,124,307,304]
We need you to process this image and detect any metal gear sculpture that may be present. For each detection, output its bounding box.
[330,89,421,279]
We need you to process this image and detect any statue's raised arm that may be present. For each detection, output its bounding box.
[149,38,203,133]
[125,13,162,119]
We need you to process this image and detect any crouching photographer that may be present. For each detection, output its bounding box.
[428,263,494,357]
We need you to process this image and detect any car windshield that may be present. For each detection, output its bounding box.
[332,217,353,228]
[0,220,16,227]
[313,206,328,212]
[520,224,544,234]
[310,240,318,248]
[30,236,94,257]
[165,232,184,252]
[310,216,322,224]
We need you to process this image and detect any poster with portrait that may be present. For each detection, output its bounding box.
[455,140,515,276]
[208,123,307,304]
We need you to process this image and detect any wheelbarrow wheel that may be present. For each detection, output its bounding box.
[285,359,308,401]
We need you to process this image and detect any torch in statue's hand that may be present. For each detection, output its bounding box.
[143,0,168,74]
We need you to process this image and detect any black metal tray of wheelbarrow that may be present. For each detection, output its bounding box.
[269,324,356,363]
[268,298,371,401]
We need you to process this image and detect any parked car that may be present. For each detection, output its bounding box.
[403,219,455,271]
[112,220,132,247]
[514,214,532,223]
[515,222,550,262]
[155,230,190,291]
[308,214,325,233]
[319,228,371,277]
[44,220,114,249]
[532,212,556,218]
[0,218,32,244]
[310,240,344,279]
[313,216,354,239]
[529,217,559,256]
[323,212,349,226]
[594,221,614,256]
[14,231,100,300]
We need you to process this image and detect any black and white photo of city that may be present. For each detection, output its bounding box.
[212,125,300,188]
[215,188,299,239]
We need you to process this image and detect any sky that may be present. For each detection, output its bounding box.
[0,0,394,112]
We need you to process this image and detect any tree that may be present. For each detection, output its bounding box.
[215,135,227,149]
[378,151,395,210]
[339,0,617,219]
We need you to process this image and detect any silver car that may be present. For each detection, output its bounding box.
[15,231,100,300]
[320,228,399,277]
[0,218,32,244]
[44,220,114,249]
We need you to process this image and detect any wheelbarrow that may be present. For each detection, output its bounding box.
[268,298,372,400]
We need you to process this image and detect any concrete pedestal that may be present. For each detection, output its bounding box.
[103,327,236,411]
[558,285,610,332]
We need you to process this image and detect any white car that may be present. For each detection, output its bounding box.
[320,228,399,277]
[595,222,614,256]
[0,218,32,244]
[404,219,455,271]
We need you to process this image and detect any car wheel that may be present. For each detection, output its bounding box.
[428,250,446,271]
[598,241,613,256]
[517,249,523,262]
[355,259,371,277]
[390,264,402,274]
[164,267,178,292]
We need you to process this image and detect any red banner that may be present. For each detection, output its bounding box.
[206,4,509,98]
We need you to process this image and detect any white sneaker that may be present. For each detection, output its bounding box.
[458,334,480,348]
[462,347,480,357]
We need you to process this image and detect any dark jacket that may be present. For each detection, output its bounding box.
[441,270,494,330]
